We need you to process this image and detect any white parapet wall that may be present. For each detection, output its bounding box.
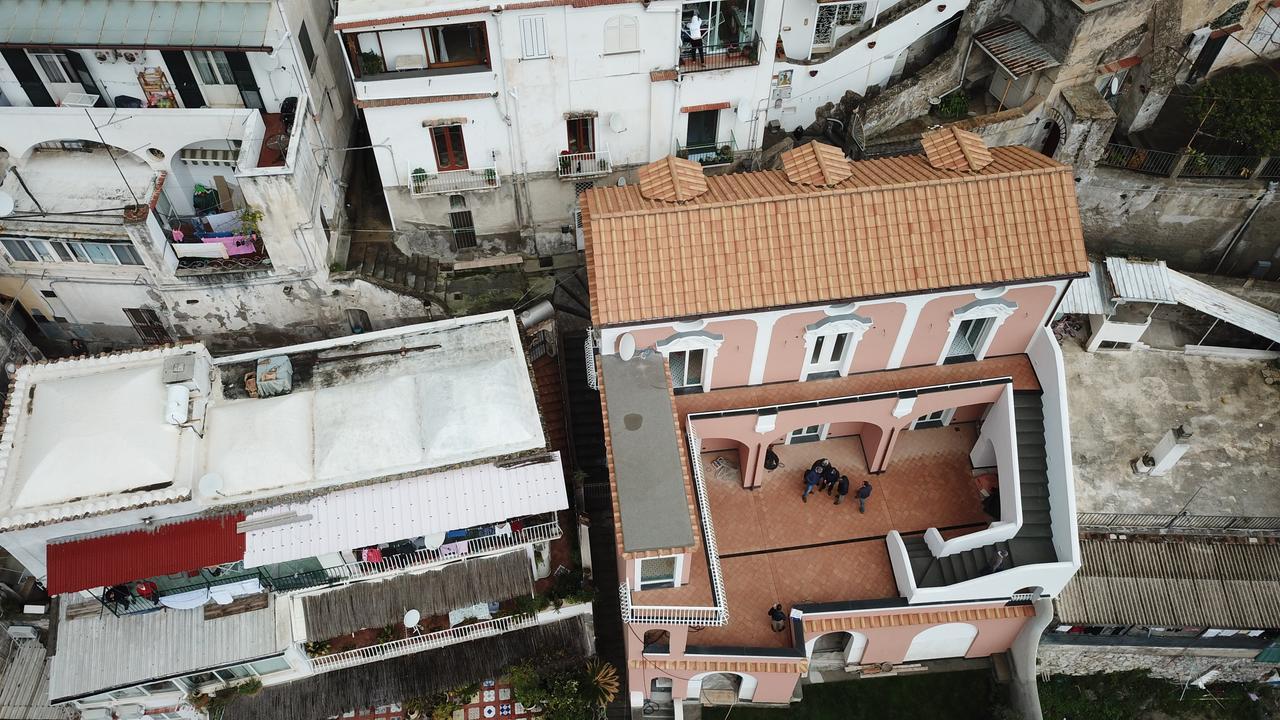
[1027,326,1082,570]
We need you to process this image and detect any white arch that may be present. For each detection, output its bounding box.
[686,671,757,702]
[903,623,979,662]
[804,630,868,666]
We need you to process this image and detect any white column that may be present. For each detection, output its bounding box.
[887,297,926,369]
[748,313,780,385]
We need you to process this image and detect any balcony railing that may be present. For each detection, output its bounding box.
[621,581,724,626]
[1098,144,1179,176]
[99,568,272,617]
[558,149,612,179]
[1099,143,1278,181]
[408,165,500,196]
[584,332,598,390]
[270,520,561,592]
[677,132,738,168]
[309,613,538,673]
[679,32,761,74]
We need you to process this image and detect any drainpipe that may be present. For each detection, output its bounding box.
[1213,182,1276,275]
[870,0,883,28]
[933,38,975,103]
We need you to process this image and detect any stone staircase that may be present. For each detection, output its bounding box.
[912,390,1058,587]
[346,243,450,309]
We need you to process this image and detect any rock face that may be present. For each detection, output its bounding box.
[1038,645,1279,683]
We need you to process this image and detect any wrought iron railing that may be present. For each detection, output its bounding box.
[309,613,539,673]
[1077,512,1280,531]
[677,132,738,168]
[558,149,612,179]
[1179,153,1258,179]
[408,165,500,196]
[584,332,598,390]
[1098,144,1179,176]
[679,32,761,73]
[1259,156,1280,180]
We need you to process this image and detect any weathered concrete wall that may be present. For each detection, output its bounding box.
[1074,168,1280,277]
[1039,643,1280,682]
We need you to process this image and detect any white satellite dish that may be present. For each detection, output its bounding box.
[1110,75,1121,95]
[0,192,14,218]
[403,609,421,628]
[198,473,226,498]
[607,112,627,133]
[618,333,636,361]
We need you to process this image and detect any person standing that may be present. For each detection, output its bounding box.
[687,13,706,64]
[768,604,786,632]
[855,481,873,513]
[833,475,850,505]
[811,458,832,491]
[802,466,821,502]
[822,463,841,495]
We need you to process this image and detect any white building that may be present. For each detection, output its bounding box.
[334,0,967,257]
[0,0,431,350]
[0,311,590,720]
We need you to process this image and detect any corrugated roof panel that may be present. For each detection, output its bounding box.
[242,453,568,568]
[974,22,1061,78]
[1060,260,1108,315]
[1168,270,1280,344]
[1105,256,1177,303]
[45,514,246,595]
[0,0,272,48]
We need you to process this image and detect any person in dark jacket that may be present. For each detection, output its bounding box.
[768,604,786,632]
[855,481,873,513]
[833,475,850,505]
[802,467,822,502]
[811,458,834,490]
[823,463,841,494]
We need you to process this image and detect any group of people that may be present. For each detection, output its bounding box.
[802,458,873,512]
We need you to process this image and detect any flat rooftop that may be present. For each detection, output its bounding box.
[1,147,155,217]
[1064,341,1280,516]
[0,312,546,529]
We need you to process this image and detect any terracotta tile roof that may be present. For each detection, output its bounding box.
[921,126,995,172]
[46,514,245,595]
[637,156,709,202]
[782,142,854,186]
[802,603,1034,636]
[583,144,1087,326]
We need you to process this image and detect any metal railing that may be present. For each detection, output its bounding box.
[620,581,723,625]
[1179,153,1258,179]
[1260,156,1280,179]
[408,165,500,196]
[558,149,612,179]
[1098,144,1180,176]
[677,132,738,168]
[1077,512,1280,531]
[679,32,761,73]
[584,332,598,390]
[309,613,539,673]
[271,520,561,592]
[100,568,272,617]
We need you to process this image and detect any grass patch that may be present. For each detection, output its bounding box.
[701,671,1011,720]
[1039,671,1279,720]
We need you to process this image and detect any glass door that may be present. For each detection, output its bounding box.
[945,317,991,364]
[804,332,851,379]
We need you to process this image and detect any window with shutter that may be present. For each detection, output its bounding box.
[603,16,639,54]
[520,16,549,59]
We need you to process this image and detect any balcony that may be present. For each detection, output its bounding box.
[98,568,271,617]
[408,165,500,197]
[679,32,761,74]
[557,149,612,180]
[677,132,738,168]
[310,613,539,673]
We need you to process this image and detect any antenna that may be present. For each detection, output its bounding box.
[198,473,227,498]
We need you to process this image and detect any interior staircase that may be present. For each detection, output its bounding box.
[911,390,1058,587]
[346,243,450,309]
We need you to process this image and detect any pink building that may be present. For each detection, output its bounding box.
[582,130,1088,714]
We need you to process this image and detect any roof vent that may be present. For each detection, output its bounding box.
[637,156,709,203]
[781,142,853,187]
[921,126,994,172]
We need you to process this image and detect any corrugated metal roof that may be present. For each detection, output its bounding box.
[49,592,289,701]
[974,22,1061,78]
[1105,256,1177,303]
[45,514,245,595]
[1167,270,1280,344]
[0,0,273,49]
[1055,536,1280,629]
[1059,260,1109,315]
[242,453,568,568]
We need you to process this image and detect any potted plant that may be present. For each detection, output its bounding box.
[484,167,498,186]
[404,697,428,720]
[359,51,385,76]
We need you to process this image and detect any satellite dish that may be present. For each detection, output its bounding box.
[403,609,421,628]
[0,192,13,218]
[1110,76,1121,95]
[198,473,226,498]
[607,112,627,133]
[618,334,636,361]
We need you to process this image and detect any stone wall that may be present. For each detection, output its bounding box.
[1074,168,1280,278]
[1039,643,1280,683]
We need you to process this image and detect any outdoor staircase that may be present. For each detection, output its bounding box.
[551,266,592,320]
[346,243,451,309]
[914,391,1058,587]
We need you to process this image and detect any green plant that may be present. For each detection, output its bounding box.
[304,639,331,657]
[378,624,396,643]
[404,697,429,719]
[238,206,265,236]
[1187,68,1280,153]
[935,91,969,120]
[359,50,386,75]
[235,679,263,696]
[412,166,427,176]
[582,658,619,708]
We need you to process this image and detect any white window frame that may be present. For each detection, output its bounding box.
[190,50,236,85]
[910,407,955,429]
[937,299,1017,364]
[603,15,640,55]
[30,51,75,84]
[519,16,550,59]
[786,423,828,444]
[1,237,142,266]
[636,555,683,590]
[800,313,872,380]
[655,331,723,393]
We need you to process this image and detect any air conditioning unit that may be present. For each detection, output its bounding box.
[93,50,114,63]
[117,50,143,64]
[6,625,38,641]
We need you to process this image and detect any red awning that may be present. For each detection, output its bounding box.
[46,514,246,595]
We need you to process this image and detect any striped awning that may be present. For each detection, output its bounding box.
[975,22,1061,78]
[0,1,272,49]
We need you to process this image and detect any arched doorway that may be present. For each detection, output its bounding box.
[1040,121,1062,159]
[806,631,868,670]
[687,672,756,705]
[904,623,979,661]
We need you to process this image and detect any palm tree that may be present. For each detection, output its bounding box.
[582,657,620,709]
